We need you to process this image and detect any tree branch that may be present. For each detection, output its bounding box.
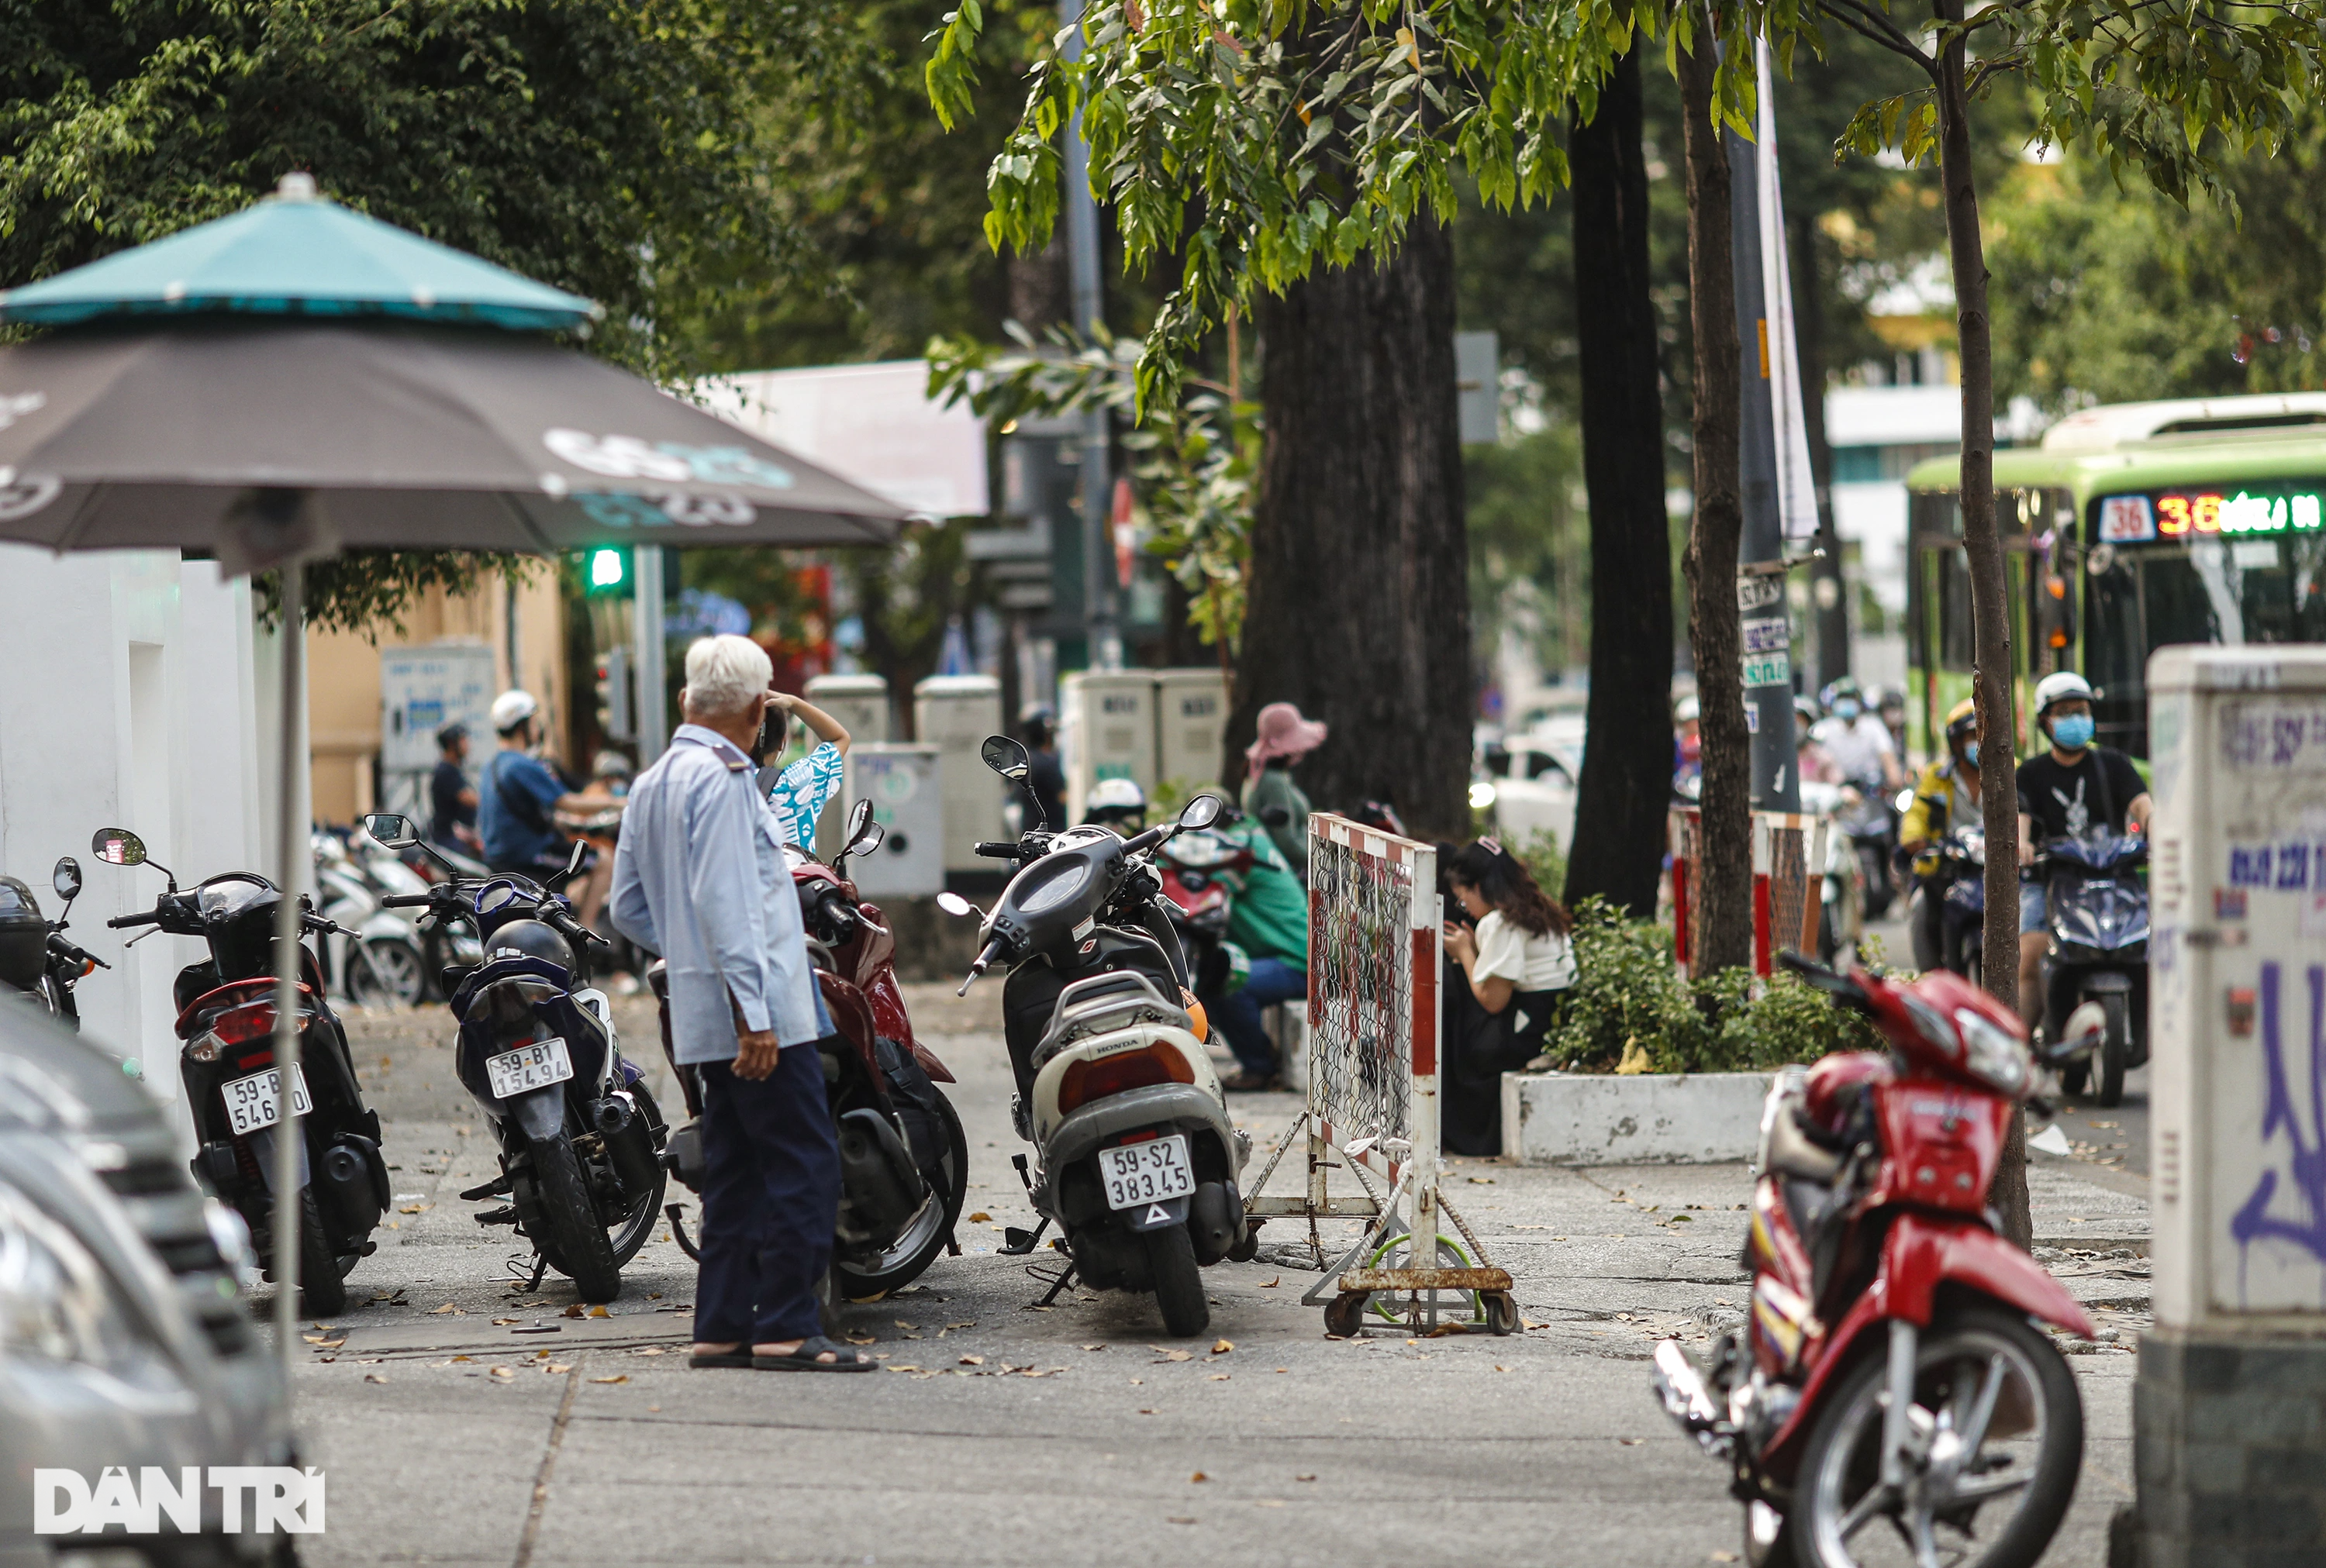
[1817,0,1938,78]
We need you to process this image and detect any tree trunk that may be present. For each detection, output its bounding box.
[1676,28,1754,977]
[1934,0,2030,1248]
[1793,212,1851,691]
[1564,44,1675,920]
[1227,215,1471,842]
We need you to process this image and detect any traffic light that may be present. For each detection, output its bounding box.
[595,646,633,741]
[584,546,630,595]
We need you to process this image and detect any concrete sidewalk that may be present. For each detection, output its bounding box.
[287,984,2145,1566]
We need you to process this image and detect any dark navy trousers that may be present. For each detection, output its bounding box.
[694,1044,840,1344]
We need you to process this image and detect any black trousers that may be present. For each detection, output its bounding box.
[694,1044,839,1344]
[1442,973,1564,1158]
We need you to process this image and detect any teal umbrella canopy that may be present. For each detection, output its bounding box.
[0,173,600,331]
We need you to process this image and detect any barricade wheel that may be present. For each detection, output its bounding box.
[1484,1291,1520,1335]
[1323,1292,1368,1338]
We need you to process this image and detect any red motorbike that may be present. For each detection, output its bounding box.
[1651,951,2100,1568]
[655,801,969,1300]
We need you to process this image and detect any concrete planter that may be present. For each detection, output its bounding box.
[1499,1070,1772,1165]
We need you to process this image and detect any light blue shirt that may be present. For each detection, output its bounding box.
[766,742,844,846]
[609,725,823,1063]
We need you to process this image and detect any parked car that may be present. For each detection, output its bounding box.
[0,1002,292,1556]
[1475,717,1584,851]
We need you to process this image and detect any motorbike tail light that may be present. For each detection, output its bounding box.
[212,1001,277,1046]
[1058,1045,1195,1113]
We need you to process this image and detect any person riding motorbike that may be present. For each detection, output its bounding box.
[1900,698,1984,971]
[2016,670,2152,1031]
[1082,777,1148,833]
[478,690,595,879]
[1672,694,1703,794]
[1810,677,1904,794]
[1793,694,1837,786]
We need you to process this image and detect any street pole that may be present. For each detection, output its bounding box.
[631,545,668,762]
[1727,120,1800,813]
[1060,0,1121,671]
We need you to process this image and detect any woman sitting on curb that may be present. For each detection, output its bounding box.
[1440,838,1576,1156]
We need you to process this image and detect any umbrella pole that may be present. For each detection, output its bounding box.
[271,557,308,1377]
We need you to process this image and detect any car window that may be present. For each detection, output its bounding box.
[1524,752,1569,783]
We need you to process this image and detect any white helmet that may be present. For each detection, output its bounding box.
[1086,777,1147,815]
[490,688,539,734]
[1674,695,1701,723]
[2032,670,2095,717]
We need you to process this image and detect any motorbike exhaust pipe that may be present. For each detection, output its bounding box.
[591,1094,634,1135]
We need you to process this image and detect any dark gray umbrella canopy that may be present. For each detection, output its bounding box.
[0,321,905,553]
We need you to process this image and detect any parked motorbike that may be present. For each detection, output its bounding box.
[0,856,109,1029]
[1931,825,1990,984]
[1650,951,2100,1568]
[2032,830,2149,1107]
[91,827,387,1315]
[656,799,970,1301]
[937,735,1248,1338]
[1153,819,1252,999]
[312,829,430,1008]
[359,813,667,1302]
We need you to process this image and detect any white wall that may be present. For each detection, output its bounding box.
[0,546,269,1146]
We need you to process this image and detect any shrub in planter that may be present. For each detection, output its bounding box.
[1541,898,1885,1074]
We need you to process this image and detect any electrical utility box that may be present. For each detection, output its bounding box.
[1061,671,1157,823]
[2134,644,2326,1568]
[1153,668,1229,798]
[912,674,1005,873]
[842,744,944,899]
[805,674,889,859]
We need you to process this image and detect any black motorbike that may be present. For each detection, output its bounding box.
[1929,824,1990,982]
[0,856,109,1031]
[1838,775,1901,921]
[937,736,1252,1337]
[92,827,387,1315]
[361,814,668,1302]
[2034,830,2150,1107]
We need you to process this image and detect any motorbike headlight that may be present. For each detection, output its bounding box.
[1954,1008,2031,1098]
[1016,857,1097,917]
[0,1180,151,1372]
[1468,781,1498,811]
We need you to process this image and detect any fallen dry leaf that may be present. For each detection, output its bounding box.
[1259,1277,1280,1288]
[1617,1438,1643,1447]
[1189,1472,1209,1484]
[1208,1373,1230,1381]
[1467,1177,1496,1185]
[1211,1339,1234,1355]
[399,1203,430,1215]
[547,1363,572,1374]
[364,1373,388,1384]
[958,1355,984,1366]
[491,1318,519,1326]
[588,1305,610,1318]
[635,1347,665,1356]
[590,1374,629,1384]
[430,1303,458,1315]
[488,1367,514,1380]
[1295,1474,1317,1483]
[562,1304,585,1318]
[1081,1343,1107,1352]
[968,1211,992,1222]
[1154,1349,1193,1363]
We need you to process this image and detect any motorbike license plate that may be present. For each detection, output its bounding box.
[485,1037,575,1100]
[1099,1135,1196,1210]
[221,1064,312,1136]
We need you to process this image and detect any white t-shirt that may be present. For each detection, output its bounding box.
[1472,909,1576,993]
[1812,714,1895,785]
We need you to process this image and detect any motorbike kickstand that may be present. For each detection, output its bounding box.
[998,1215,1051,1256]
[664,1202,703,1262]
[1029,1258,1078,1307]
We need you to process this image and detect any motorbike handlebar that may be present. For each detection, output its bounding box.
[379,893,435,908]
[958,938,1004,997]
[1120,822,1173,856]
[972,842,1022,860]
[107,909,164,929]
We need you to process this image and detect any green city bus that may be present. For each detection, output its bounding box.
[1905,393,2326,761]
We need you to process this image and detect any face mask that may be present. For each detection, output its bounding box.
[2051,713,2095,751]
[1963,742,1979,768]
[1833,699,1861,721]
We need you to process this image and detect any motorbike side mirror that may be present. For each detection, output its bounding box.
[1178,793,1224,830]
[51,856,81,905]
[842,798,887,859]
[544,838,590,891]
[981,734,1031,781]
[361,813,419,849]
[91,828,146,867]
[935,891,981,920]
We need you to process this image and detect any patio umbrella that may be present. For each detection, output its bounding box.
[0,174,908,1366]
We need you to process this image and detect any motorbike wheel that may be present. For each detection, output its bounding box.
[296,1191,348,1317]
[1858,846,1894,922]
[2094,994,2128,1108]
[1741,1500,1799,1568]
[602,1082,668,1267]
[835,1091,969,1301]
[529,1136,623,1303]
[1145,1222,1210,1338]
[347,939,425,1009]
[1793,1305,2082,1568]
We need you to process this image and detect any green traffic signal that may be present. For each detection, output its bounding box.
[585,546,629,594]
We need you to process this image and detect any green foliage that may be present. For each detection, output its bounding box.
[1509,828,1568,908]
[1541,898,1884,1074]
[1466,423,1588,678]
[254,552,540,637]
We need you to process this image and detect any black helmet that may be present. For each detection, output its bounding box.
[483,918,574,972]
[0,877,46,989]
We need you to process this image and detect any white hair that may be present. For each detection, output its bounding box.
[681,634,772,721]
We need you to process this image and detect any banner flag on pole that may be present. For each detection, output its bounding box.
[1755,38,1820,543]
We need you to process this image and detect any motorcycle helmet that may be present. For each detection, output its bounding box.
[1818,677,1863,720]
[1673,695,1700,725]
[490,688,540,736]
[0,877,46,989]
[484,918,575,973]
[1944,698,1979,748]
[1084,777,1147,831]
[2033,670,2095,717]
[1793,694,1821,732]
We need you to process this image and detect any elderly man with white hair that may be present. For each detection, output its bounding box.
[609,634,873,1372]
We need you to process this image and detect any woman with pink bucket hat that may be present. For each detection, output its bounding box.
[1241,701,1327,877]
